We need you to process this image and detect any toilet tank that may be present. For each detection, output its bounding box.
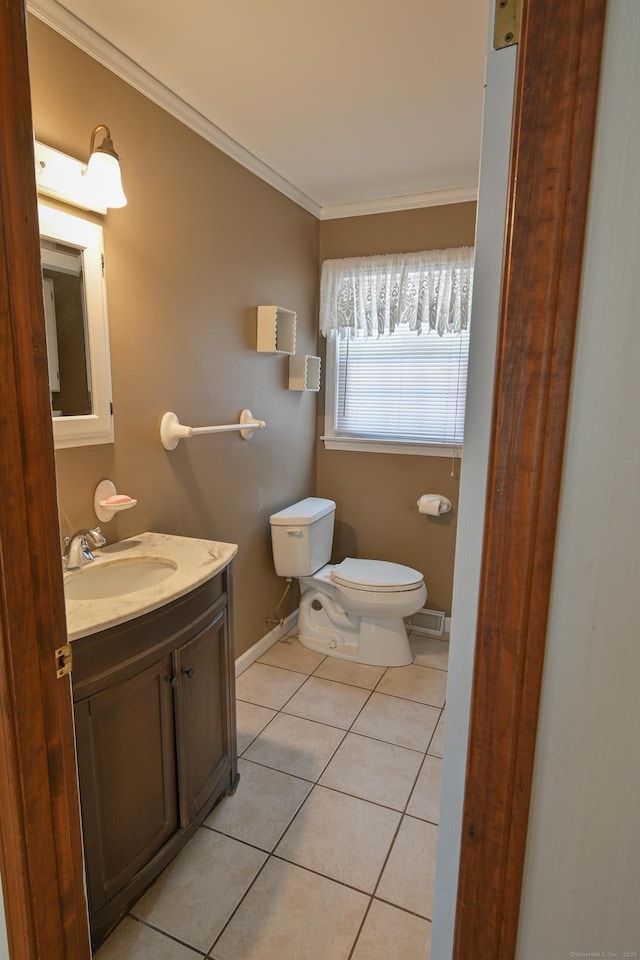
[269,497,335,577]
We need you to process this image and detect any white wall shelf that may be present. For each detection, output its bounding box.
[256,305,297,354]
[289,354,321,391]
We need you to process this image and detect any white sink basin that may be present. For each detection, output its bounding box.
[64,557,177,601]
[64,532,238,641]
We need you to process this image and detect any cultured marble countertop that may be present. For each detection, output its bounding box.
[64,531,238,641]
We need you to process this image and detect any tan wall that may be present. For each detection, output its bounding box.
[28,19,320,657]
[317,204,477,615]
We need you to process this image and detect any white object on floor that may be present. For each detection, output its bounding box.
[270,497,426,666]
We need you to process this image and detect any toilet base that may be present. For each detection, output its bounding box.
[297,590,413,666]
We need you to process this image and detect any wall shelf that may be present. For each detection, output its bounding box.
[256,305,297,354]
[289,354,321,391]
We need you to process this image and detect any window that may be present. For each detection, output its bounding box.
[321,248,473,457]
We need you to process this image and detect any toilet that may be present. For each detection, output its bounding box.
[269,497,426,666]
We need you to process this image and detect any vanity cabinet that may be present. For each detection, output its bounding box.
[73,655,179,915]
[71,566,237,949]
[174,609,230,824]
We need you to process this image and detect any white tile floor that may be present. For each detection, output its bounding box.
[95,630,447,960]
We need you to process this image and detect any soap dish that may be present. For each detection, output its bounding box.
[94,479,137,523]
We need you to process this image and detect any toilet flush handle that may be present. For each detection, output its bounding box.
[287,528,304,537]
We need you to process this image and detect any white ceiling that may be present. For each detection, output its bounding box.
[29,0,490,218]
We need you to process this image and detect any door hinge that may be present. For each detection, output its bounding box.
[55,643,72,678]
[494,0,521,49]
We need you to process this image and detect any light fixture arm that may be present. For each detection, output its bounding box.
[89,124,120,162]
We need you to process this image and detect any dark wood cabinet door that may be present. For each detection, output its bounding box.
[175,609,231,824]
[74,654,179,913]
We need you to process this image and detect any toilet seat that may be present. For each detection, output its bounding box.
[331,558,424,592]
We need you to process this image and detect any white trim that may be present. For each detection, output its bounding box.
[322,312,466,458]
[27,0,477,223]
[319,186,478,221]
[431,7,517,954]
[321,436,462,458]
[234,610,298,677]
[39,202,114,448]
[27,0,321,219]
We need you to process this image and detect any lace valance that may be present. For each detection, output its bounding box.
[320,246,474,338]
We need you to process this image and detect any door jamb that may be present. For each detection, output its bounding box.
[453,0,607,956]
[0,2,91,957]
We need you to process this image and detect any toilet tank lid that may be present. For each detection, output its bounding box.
[331,558,424,589]
[269,497,336,526]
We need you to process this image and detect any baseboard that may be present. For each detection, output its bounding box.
[235,611,298,677]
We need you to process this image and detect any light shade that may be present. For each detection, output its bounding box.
[82,125,127,209]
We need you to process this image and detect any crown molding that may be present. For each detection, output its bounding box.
[318,185,478,220]
[28,0,478,223]
[27,0,322,218]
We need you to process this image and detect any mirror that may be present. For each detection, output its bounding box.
[38,202,114,448]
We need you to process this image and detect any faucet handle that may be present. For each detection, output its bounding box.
[63,531,94,568]
[85,526,106,549]
[62,527,105,569]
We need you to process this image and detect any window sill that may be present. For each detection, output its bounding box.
[321,435,462,458]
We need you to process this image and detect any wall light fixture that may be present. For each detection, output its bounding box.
[82,124,127,209]
[34,124,127,214]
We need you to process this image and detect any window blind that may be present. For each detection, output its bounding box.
[335,325,470,445]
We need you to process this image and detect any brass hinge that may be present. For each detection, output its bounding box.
[55,643,72,678]
[494,0,521,49]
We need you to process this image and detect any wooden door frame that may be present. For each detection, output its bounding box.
[0,0,606,956]
[453,0,607,956]
[0,1,91,958]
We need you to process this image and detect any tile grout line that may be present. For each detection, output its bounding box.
[227,647,439,948]
[235,641,446,946]
[205,851,274,957]
[204,669,380,955]
[239,705,443,760]
[115,638,447,959]
[346,897,376,960]
[238,673,446,724]
[125,913,208,957]
[206,664,382,958]
[362,694,445,929]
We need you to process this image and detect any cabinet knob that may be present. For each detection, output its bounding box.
[165,674,179,687]
[182,667,195,679]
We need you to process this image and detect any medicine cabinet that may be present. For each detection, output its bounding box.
[38,201,114,448]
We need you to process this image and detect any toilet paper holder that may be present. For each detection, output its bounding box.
[417,494,452,516]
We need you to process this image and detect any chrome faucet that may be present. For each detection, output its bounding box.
[63,527,106,570]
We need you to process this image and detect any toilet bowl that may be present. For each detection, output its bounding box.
[270,498,426,666]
